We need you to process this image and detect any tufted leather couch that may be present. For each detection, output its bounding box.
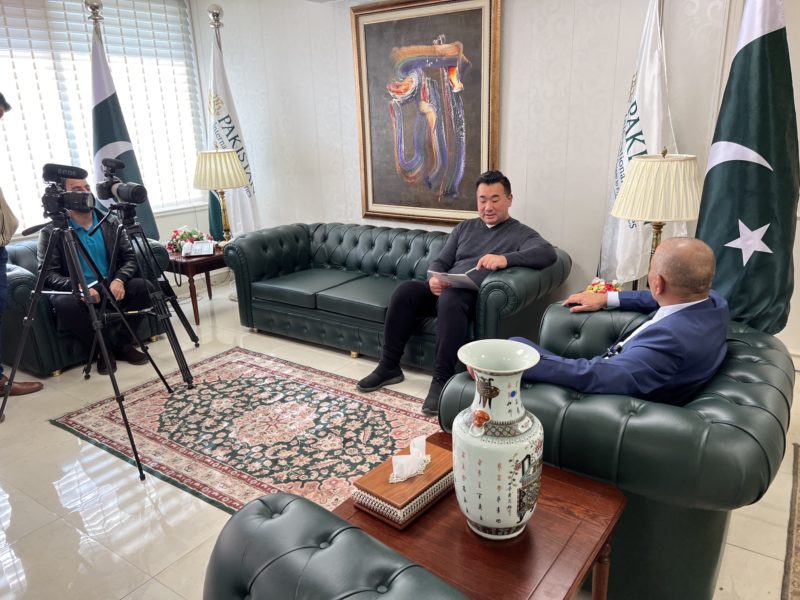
[204,492,466,599]
[223,223,571,368]
[438,303,794,600]
[4,238,169,377]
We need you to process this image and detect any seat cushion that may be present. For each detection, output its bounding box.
[252,268,367,309]
[316,275,401,323]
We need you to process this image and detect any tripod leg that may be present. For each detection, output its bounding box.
[134,234,200,346]
[0,233,61,423]
[61,230,147,479]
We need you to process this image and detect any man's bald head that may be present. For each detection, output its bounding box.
[650,237,716,299]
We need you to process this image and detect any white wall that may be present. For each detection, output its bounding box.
[187,0,800,355]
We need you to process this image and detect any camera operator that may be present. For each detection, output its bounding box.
[0,92,43,395]
[37,176,151,375]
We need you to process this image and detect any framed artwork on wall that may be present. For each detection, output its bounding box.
[352,0,501,224]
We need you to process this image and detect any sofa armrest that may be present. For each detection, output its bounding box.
[439,325,793,512]
[224,225,312,327]
[537,303,650,359]
[204,493,467,600]
[474,247,572,338]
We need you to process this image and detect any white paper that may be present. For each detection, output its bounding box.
[427,268,479,291]
[390,435,431,483]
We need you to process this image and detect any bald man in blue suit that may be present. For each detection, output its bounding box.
[513,238,729,406]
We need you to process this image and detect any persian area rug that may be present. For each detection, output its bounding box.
[51,347,439,513]
[783,444,800,600]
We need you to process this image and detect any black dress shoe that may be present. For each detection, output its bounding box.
[97,354,117,375]
[421,378,446,416]
[116,344,148,365]
[356,367,404,392]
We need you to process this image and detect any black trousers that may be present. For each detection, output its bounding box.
[50,277,152,353]
[380,280,477,382]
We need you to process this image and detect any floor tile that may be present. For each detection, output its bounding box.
[122,578,186,600]
[61,473,228,576]
[155,534,219,600]
[0,518,149,600]
[713,543,784,599]
[0,478,59,546]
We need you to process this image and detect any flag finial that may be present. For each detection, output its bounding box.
[85,1,103,23]
[208,5,223,29]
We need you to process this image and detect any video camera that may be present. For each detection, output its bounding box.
[96,158,147,204]
[41,163,96,215]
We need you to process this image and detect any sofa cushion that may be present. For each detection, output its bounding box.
[316,275,401,323]
[252,268,367,309]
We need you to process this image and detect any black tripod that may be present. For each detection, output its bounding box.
[87,203,197,388]
[0,209,169,480]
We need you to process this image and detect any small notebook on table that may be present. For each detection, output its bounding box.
[352,442,454,529]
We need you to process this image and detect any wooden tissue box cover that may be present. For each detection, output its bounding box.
[352,442,454,529]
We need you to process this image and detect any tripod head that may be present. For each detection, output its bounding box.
[21,164,95,236]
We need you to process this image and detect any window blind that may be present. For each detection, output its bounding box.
[0,0,204,233]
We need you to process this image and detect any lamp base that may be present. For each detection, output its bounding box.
[650,221,665,262]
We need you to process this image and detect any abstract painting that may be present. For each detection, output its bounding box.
[352,0,501,223]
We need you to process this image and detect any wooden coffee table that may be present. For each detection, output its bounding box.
[165,248,227,325]
[334,432,626,600]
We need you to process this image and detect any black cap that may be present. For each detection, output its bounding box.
[0,92,11,112]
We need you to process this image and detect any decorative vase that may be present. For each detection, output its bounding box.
[452,339,543,540]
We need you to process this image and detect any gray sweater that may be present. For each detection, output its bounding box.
[428,217,557,285]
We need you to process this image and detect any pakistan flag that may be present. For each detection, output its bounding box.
[696,0,799,334]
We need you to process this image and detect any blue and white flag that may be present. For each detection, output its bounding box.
[205,25,257,240]
[599,0,685,283]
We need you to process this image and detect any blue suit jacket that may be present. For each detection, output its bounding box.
[519,290,729,406]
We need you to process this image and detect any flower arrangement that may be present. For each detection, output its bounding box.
[166,227,211,254]
[585,277,621,294]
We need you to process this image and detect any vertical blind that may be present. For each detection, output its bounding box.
[0,0,205,233]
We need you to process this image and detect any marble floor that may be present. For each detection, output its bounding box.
[0,281,795,599]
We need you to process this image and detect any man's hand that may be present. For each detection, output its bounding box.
[429,275,450,296]
[475,254,508,271]
[109,279,125,301]
[85,287,101,303]
[562,291,608,313]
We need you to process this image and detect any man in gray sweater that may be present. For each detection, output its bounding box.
[357,170,556,415]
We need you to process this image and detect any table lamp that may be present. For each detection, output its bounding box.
[611,152,701,262]
[193,149,249,243]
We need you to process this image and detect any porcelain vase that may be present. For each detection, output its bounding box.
[452,339,543,540]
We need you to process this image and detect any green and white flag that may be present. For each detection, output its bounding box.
[696,0,799,334]
[599,0,685,284]
[91,22,158,239]
[205,24,256,240]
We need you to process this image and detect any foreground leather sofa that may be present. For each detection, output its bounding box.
[224,223,571,368]
[438,303,793,600]
[3,238,169,377]
[204,493,466,599]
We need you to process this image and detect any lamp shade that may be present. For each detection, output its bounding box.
[611,154,701,222]
[193,149,248,191]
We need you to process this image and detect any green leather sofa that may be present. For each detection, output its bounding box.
[204,493,467,599]
[438,303,793,600]
[3,238,169,377]
[223,223,572,367]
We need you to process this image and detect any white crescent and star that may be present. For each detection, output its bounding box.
[705,142,775,267]
[725,220,773,266]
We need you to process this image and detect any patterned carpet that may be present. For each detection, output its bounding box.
[784,444,800,600]
[51,347,438,513]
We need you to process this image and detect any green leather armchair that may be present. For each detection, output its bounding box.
[438,303,793,600]
[3,238,169,377]
[224,223,572,369]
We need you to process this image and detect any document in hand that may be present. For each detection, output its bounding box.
[427,267,479,291]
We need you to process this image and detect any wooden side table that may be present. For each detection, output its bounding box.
[334,432,626,600]
[165,248,228,325]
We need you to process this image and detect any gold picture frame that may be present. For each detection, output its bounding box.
[352,0,501,224]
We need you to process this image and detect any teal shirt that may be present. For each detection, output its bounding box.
[69,212,109,285]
